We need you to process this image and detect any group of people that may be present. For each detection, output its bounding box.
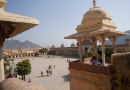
[91,48,102,65]
[46,69,52,76]
[40,65,55,77]
[40,70,52,77]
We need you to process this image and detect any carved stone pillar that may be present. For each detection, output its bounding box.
[108,35,119,54]
[96,34,107,66]
[0,22,16,82]
[76,37,84,63]
[79,43,82,63]
[88,37,96,55]
[101,41,105,66]
[0,38,5,82]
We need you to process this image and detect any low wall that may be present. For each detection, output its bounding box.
[69,60,111,75]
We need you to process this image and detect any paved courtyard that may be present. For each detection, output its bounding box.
[14,56,77,90]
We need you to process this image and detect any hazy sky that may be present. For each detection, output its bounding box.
[5,0,130,47]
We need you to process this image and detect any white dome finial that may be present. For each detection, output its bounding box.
[93,0,96,8]
[0,0,7,11]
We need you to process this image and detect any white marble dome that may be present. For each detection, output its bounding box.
[61,43,65,47]
[82,7,111,22]
[52,44,56,48]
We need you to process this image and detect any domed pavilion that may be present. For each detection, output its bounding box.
[64,0,129,65]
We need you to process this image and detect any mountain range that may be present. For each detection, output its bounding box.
[3,30,130,50]
[105,30,130,45]
[4,40,42,50]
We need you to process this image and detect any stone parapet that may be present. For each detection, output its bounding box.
[69,68,111,90]
[69,60,111,75]
[111,52,130,90]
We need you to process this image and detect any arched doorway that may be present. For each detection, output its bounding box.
[85,47,88,53]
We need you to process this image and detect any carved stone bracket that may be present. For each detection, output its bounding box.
[108,35,119,43]
[95,34,108,42]
[76,37,84,44]
[0,21,16,39]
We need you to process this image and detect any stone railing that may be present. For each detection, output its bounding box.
[69,60,112,75]
[0,78,46,90]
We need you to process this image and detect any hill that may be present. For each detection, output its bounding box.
[4,40,42,50]
[105,30,130,45]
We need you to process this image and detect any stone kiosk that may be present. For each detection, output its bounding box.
[65,0,129,90]
[0,0,46,90]
[64,0,129,65]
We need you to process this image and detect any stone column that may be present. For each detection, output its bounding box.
[89,37,96,55]
[92,42,95,55]
[113,40,116,54]
[109,36,118,54]
[101,41,105,66]
[79,42,82,63]
[76,38,84,63]
[96,35,108,66]
[0,38,5,82]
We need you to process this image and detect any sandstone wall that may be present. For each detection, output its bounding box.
[111,52,130,90]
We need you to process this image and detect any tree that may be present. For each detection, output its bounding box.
[4,56,10,74]
[105,47,113,58]
[16,59,31,81]
[38,48,48,54]
[52,49,57,56]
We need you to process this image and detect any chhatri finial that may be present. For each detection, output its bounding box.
[0,0,7,11]
[93,0,96,8]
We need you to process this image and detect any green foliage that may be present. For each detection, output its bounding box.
[16,59,31,76]
[4,62,10,74]
[38,48,47,54]
[52,49,57,56]
[82,52,93,59]
[4,56,9,62]
[82,52,100,59]
[95,53,100,58]
[3,56,10,74]
[105,47,113,58]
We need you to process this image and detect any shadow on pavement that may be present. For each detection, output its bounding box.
[62,75,70,82]
[36,75,48,78]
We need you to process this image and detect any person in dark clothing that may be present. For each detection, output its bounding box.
[46,70,49,76]
[97,48,102,65]
[28,79,31,83]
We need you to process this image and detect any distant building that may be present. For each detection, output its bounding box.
[98,39,130,53]
[48,42,78,56]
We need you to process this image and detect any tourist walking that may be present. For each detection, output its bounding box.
[28,79,31,83]
[50,70,52,75]
[54,65,55,68]
[41,71,43,77]
[46,70,49,76]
